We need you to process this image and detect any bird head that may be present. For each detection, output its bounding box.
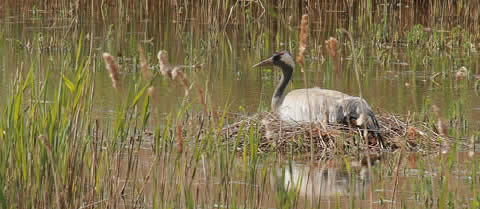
[252,51,295,69]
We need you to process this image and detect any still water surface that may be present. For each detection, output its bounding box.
[1,7,479,208]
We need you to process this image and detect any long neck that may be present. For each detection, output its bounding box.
[272,63,293,112]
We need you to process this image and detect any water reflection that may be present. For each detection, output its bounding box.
[274,157,376,199]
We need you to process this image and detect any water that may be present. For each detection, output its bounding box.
[123,149,479,208]
[1,2,479,208]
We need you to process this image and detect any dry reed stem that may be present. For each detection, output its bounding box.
[297,14,308,73]
[102,53,121,90]
[391,146,403,209]
[475,79,480,95]
[39,135,62,208]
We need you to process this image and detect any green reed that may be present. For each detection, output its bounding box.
[1,0,480,208]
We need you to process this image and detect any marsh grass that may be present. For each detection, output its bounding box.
[0,37,478,209]
[0,1,480,208]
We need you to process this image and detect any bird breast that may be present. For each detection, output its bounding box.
[276,88,352,124]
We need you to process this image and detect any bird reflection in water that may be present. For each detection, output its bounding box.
[273,155,381,198]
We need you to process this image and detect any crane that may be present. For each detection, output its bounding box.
[253,51,381,139]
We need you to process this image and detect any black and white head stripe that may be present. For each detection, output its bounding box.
[273,51,295,68]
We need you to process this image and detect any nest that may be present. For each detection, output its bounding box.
[222,112,449,158]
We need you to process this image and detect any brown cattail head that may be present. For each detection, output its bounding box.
[156,50,191,97]
[325,37,338,59]
[102,53,121,90]
[137,46,151,80]
[176,124,183,153]
[171,67,190,97]
[432,105,448,137]
[407,126,417,141]
[468,136,475,157]
[455,66,468,82]
[147,86,155,97]
[407,153,418,168]
[195,82,207,114]
[138,46,155,98]
[157,50,172,78]
[297,14,308,73]
[157,50,169,66]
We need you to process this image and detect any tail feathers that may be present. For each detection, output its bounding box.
[336,97,382,140]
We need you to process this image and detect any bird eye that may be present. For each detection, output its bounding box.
[273,52,284,60]
[273,54,281,61]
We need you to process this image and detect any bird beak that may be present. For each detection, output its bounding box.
[252,57,273,68]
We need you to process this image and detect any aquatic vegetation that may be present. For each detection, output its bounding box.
[0,1,479,208]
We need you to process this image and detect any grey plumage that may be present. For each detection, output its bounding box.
[253,51,381,139]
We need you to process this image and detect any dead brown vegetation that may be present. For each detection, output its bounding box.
[222,112,450,158]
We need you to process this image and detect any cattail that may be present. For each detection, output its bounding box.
[137,45,151,80]
[407,153,418,168]
[176,124,183,153]
[147,86,155,97]
[102,53,121,90]
[325,37,339,72]
[297,14,308,72]
[194,82,207,114]
[157,50,172,78]
[138,46,157,98]
[171,67,190,97]
[432,105,448,137]
[157,50,191,97]
[407,126,417,141]
[455,66,468,82]
[325,37,338,59]
[468,136,475,158]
